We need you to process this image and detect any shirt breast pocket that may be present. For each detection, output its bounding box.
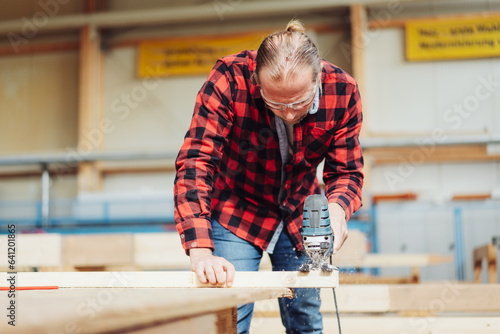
[303,127,333,165]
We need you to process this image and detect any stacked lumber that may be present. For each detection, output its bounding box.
[253,283,500,334]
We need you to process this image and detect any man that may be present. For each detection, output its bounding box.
[174,19,363,334]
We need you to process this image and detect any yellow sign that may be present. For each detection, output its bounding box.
[406,16,500,61]
[137,33,265,78]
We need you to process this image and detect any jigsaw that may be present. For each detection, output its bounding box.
[299,194,342,333]
[299,194,337,273]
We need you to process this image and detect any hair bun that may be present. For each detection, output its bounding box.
[285,19,305,34]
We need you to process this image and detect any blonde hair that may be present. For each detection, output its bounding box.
[254,19,321,85]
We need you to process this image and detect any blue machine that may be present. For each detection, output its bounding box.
[299,194,336,272]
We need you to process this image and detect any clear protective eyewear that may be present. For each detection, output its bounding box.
[261,80,318,111]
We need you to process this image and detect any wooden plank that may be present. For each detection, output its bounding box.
[373,193,418,204]
[255,285,391,316]
[453,193,491,201]
[365,144,500,165]
[0,41,79,57]
[63,234,134,267]
[126,314,219,334]
[339,273,418,284]
[0,1,445,34]
[0,287,290,333]
[0,234,62,268]
[254,284,500,314]
[102,166,176,175]
[333,253,452,268]
[216,308,237,334]
[368,10,500,30]
[387,283,500,312]
[133,233,190,269]
[0,271,338,289]
[252,316,500,334]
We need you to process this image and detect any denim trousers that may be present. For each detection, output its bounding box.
[212,219,323,334]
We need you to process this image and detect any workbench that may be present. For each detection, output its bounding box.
[0,271,337,333]
[0,285,291,333]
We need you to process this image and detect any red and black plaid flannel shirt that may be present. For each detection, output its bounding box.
[174,50,363,253]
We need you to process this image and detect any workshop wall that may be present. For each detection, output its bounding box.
[1,2,499,281]
[0,52,78,154]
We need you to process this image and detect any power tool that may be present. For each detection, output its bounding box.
[299,194,342,333]
[299,194,337,273]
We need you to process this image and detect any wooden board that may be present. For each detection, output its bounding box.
[126,313,219,334]
[252,316,500,334]
[63,234,134,267]
[0,270,339,289]
[254,283,500,314]
[0,234,62,268]
[333,253,452,268]
[133,233,190,269]
[0,287,289,333]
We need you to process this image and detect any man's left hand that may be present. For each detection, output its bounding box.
[328,202,348,254]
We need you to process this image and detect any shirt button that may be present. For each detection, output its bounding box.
[180,234,185,239]
[282,202,287,207]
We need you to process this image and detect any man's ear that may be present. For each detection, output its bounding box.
[250,72,258,85]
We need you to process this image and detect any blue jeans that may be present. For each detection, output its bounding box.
[212,219,323,334]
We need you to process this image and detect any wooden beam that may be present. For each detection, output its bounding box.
[474,243,498,283]
[453,193,491,201]
[102,166,176,176]
[0,234,62,268]
[63,234,134,267]
[339,273,418,284]
[134,233,190,270]
[253,316,500,334]
[373,192,417,204]
[333,253,452,268]
[365,144,500,165]
[126,314,219,334]
[368,10,500,30]
[0,287,290,333]
[77,24,102,192]
[0,41,79,57]
[0,271,338,289]
[254,283,500,314]
[0,168,77,179]
[0,1,441,35]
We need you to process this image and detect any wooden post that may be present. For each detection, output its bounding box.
[474,243,498,283]
[350,4,372,205]
[350,4,366,100]
[77,23,102,192]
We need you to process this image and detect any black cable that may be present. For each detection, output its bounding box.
[332,288,342,334]
[329,255,342,333]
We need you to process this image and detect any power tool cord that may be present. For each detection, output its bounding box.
[330,256,342,334]
[332,288,342,334]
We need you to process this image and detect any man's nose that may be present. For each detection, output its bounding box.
[285,110,295,120]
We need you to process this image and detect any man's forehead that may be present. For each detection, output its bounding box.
[260,76,316,101]
[259,68,315,86]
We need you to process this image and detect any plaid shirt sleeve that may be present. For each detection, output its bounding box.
[323,81,364,220]
[174,59,234,253]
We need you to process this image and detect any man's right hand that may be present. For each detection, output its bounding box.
[189,248,236,287]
